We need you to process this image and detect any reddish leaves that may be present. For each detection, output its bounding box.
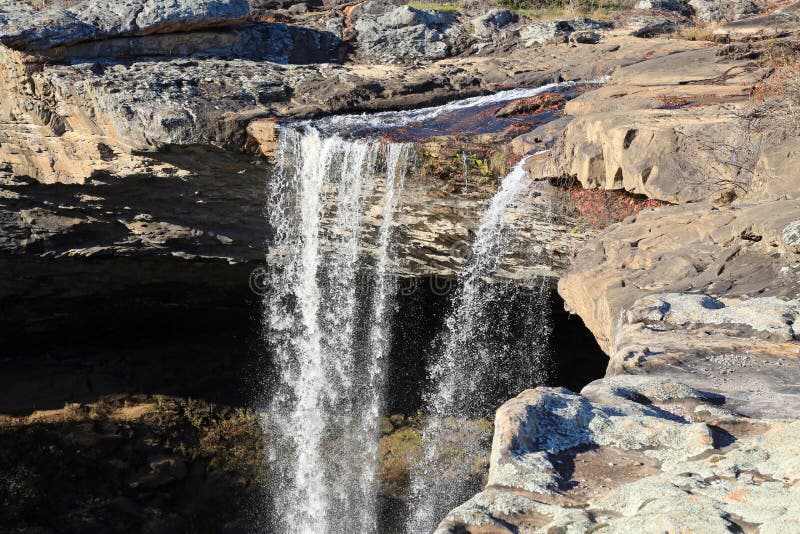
[564,186,663,230]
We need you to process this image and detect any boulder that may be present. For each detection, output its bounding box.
[351,1,463,64]
[630,18,680,37]
[783,220,800,253]
[470,8,516,38]
[689,0,759,22]
[569,30,601,43]
[438,376,800,533]
[0,0,251,52]
[520,18,610,46]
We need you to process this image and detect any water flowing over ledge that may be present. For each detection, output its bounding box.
[261,86,571,533]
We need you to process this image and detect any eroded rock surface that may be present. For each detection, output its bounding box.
[530,46,765,203]
[438,378,800,533]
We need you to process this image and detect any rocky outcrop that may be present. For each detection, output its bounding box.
[689,0,760,23]
[520,18,610,46]
[558,197,800,354]
[712,1,800,40]
[531,46,765,203]
[350,1,465,64]
[0,0,251,51]
[470,9,516,38]
[438,377,800,532]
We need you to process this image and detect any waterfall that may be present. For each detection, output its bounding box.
[408,157,554,532]
[264,124,411,534]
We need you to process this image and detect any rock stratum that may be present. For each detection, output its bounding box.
[439,10,800,533]
[1,0,800,532]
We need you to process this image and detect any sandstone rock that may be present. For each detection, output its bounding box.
[510,116,572,155]
[751,138,800,201]
[626,293,799,342]
[351,1,463,64]
[494,92,564,118]
[0,0,251,51]
[470,8,516,38]
[42,22,341,63]
[437,376,800,533]
[558,199,800,354]
[533,47,763,203]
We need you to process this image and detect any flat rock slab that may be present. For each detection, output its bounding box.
[0,0,250,51]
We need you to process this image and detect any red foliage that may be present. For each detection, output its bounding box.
[494,93,565,118]
[564,186,663,230]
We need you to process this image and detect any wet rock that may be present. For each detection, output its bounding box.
[131,456,188,489]
[494,92,564,118]
[143,514,189,534]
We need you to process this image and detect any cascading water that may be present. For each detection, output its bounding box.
[408,157,555,532]
[262,82,580,534]
[264,125,411,533]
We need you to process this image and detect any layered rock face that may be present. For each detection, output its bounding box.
[440,23,800,533]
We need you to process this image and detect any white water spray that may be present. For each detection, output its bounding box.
[408,156,554,532]
[265,125,411,534]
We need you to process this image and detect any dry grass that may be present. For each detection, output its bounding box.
[408,2,463,11]
[676,25,718,41]
[747,43,800,138]
[24,0,82,10]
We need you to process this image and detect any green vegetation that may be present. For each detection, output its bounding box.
[498,0,625,19]
[408,2,463,11]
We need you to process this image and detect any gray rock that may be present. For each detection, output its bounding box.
[625,293,799,341]
[0,0,250,51]
[635,0,688,12]
[689,0,760,22]
[783,220,800,253]
[287,2,308,14]
[470,8,516,38]
[351,0,463,63]
[47,22,340,64]
[439,378,800,533]
[521,18,610,46]
[630,18,680,37]
[569,30,601,43]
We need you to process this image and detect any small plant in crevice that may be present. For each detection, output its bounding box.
[553,178,665,231]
